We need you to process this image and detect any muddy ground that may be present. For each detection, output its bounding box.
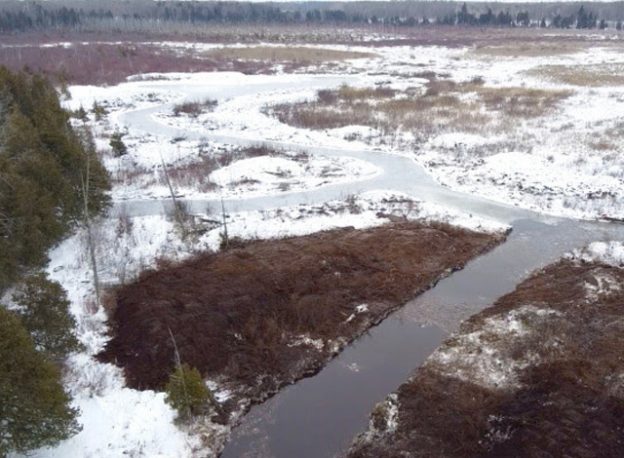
[348,257,624,457]
[98,221,503,417]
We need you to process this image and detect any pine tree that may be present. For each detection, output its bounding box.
[13,272,81,360]
[0,307,81,455]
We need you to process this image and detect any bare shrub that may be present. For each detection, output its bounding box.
[270,80,571,139]
[475,86,572,118]
[172,99,218,118]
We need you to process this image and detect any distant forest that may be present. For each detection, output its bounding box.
[1,1,624,34]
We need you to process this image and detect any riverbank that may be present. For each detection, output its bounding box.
[348,241,624,457]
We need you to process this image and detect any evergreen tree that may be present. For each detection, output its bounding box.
[165,363,215,421]
[73,106,88,122]
[0,307,81,455]
[0,67,110,292]
[109,131,128,157]
[13,272,81,360]
[91,101,107,122]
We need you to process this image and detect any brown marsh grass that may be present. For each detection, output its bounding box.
[473,42,583,58]
[527,63,624,87]
[349,259,624,458]
[270,80,571,136]
[203,46,375,63]
[97,222,503,394]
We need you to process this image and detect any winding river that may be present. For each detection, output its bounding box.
[114,75,624,457]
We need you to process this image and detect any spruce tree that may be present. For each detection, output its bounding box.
[13,272,81,360]
[109,131,128,157]
[0,307,81,455]
[164,364,215,421]
[0,67,110,292]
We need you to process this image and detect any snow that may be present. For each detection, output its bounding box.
[428,305,560,390]
[363,393,399,439]
[569,241,624,267]
[427,132,494,149]
[33,382,188,458]
[209,154,381,199]
[287,335,325,352]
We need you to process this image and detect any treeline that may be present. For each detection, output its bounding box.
[439,4,610,29]
[0,67,109,290]
[0,3,79,32]
[0,1,623,33]
[0,68,109,454]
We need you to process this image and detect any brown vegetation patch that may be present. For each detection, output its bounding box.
[0,42,279,85]
[270,81,570,137]
[98,222,503,404]
[473,42,582,58]
[475,85,571,118]
[348,258,624,457]
[527,63,624,87]
[172,99,217,117]
[203,46,375,63]
[589,140,616,151]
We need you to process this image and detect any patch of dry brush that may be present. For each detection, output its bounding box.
[473,42,582,58]
[98,222,503,412]
[348,258,624,458]
[0,43,368,85]
[270,79,571,138]
[203,46,375,63]
[527,63,624,87]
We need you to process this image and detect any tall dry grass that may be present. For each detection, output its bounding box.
[269,80,571,137]
[526,63,624,87]
[204,46,375,63]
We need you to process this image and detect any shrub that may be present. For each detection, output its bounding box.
[0,307,80,455]
[12,272,81,360]
[109,131,128,157]
[172,99,217,117]
[91,101,107,121]
[165,363,215,421]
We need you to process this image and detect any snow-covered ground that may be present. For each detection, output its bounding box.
[66,40,624,221]
[31,37,624,457]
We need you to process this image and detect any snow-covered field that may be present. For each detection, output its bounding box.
[30,36,624,457]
